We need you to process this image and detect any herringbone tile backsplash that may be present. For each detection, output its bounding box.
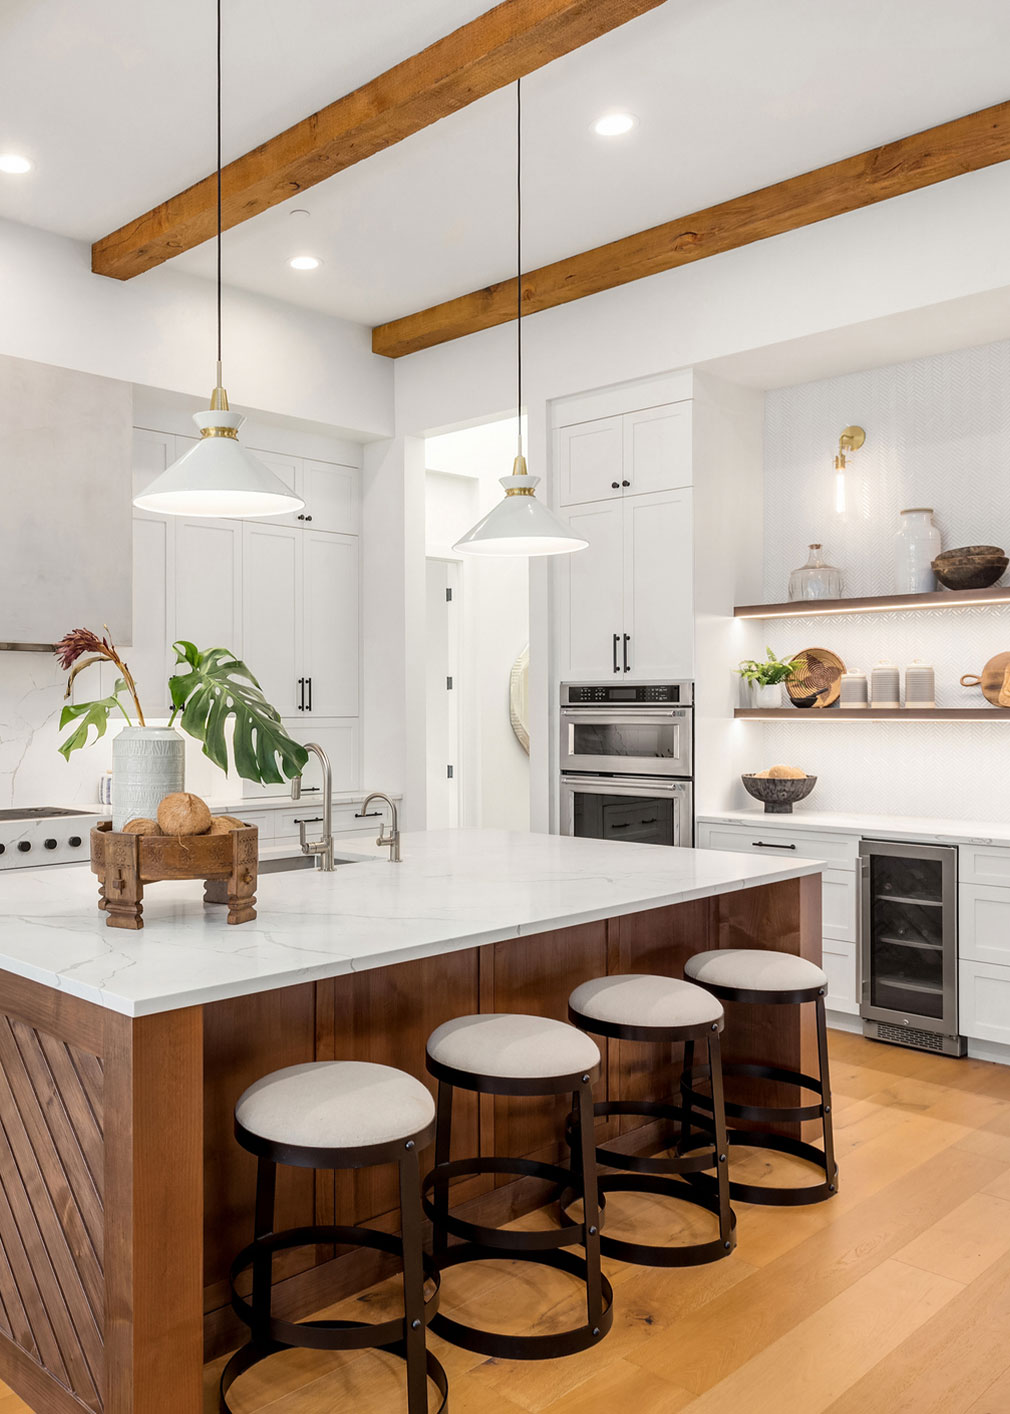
[759,339,1010,821]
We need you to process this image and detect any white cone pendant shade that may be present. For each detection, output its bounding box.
[453,457,588,557]
[134,394,305,518]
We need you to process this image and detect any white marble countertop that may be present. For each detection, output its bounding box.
[699,808,1010,846]
[0,829,822,1018]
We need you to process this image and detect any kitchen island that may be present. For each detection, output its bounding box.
[0,829,822,1414]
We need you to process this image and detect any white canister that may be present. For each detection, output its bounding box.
[894,508,941,594]
[840,671,869,709]
[870,662,901,709]
[111,727,186,831]
[904,660,936,709]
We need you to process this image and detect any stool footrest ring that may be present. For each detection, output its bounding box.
[682,1061,827,1126]
[423,1154,586,1251]
[430,1243,614,1360]
[229,1222,440,1352]
[692,1129,838,1206]
[220,1336,448,1414]
[567,1099,719,1178]
[560,1173,736,1268]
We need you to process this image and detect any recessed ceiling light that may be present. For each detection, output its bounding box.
[0,154,32,175]
[288,254,322,271]
[592,113,636,138]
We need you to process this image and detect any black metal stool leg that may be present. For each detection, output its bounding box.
[815,992,838,1195]
[432,1080,453,1270]
[575,1077,604,1336]
[707,1030,733,1253]
[678,1040,695,1155]
[251,1156,276,1342]
[398,1143,428,1414]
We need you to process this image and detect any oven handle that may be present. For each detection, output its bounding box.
[560,775,687,791]
[560,709,686,723]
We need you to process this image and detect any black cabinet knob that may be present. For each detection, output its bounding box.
[611,481,619,489]
[621,479,630,487]
[297,513,305,520]
[44,838,58,850]
[68,836,82,848]
[17,841,31,853]
[0,844,5,855]
[305,515,313,522]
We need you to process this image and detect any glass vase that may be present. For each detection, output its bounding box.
[788,544,842,601]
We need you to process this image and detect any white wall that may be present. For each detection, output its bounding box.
[757,335,1010,820]
[0,217,393,437]
[425,420,530,832]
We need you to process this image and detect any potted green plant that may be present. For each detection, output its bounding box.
[736,647,804,709]
[55,628,308,829]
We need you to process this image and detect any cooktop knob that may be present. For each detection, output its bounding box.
[68,836,82,848]
[17,841,31,852]
[44,838,58,850]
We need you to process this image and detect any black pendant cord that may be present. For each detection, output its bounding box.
[216,0,223,376]
[516,76,522,460]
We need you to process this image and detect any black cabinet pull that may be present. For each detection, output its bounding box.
[623,633,630,673]
[751,840,796,849]
[613,633,620,674]
[293,817,323,825]
[306,676,312,711]
[640,817,658,825]
[355,810,382,819]
[297,677,305,710]
[610,822,630,831]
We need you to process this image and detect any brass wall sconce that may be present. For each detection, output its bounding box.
[834,425,865,513]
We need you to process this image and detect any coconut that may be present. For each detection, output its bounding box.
[157,792,212,836]
[207,815,247,835]
[122,817,162,835]
[765,764,807,779]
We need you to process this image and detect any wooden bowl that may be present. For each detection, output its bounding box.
[742,774,817,813]
[90,820,256,882]
[934,545,1005,562]
[933,557,1008,590]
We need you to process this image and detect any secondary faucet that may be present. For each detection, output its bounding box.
[291,743,334,870]
[360,792,400,862]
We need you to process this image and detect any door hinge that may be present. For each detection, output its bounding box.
[446,675,453,690]
[447,765,454,778]
[445,587,453,602]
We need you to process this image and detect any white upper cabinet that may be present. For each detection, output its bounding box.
[247,451,302,528]
[622,488,694,679]
[302,531,359,716]
[242,523,301,717]
[132,428,176,500]
[623,405,692,496]
[173,518,244,659]
[557,403,692,507]
[557,418,624,506]
[300,459,360,534]
[559,501,626,679]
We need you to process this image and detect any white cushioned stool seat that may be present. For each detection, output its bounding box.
[570,974,723,1029]
[685,949,827,993]
[235,1061,435,1150]
[427,1013,600,1080]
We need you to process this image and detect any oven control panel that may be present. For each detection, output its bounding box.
[561,682,692,706]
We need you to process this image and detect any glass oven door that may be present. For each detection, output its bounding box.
[559,708,692,777]
[560,775,693,847]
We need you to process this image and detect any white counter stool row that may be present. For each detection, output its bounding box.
[220,1061,448,1414]
[563,974,736,1267]
[681,949,839,1206]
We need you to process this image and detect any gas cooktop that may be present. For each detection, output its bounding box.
[0,807,94,821]
[0,807,105,869]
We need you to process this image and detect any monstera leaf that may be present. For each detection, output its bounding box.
[58,679,131,760]
[168,641,308,785]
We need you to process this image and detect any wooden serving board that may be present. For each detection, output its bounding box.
[961,652,1010,707]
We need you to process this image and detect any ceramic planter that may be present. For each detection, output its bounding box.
[111,727,185,830]
[750,682,783,709]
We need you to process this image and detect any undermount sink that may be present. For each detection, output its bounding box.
[259,854,321,874]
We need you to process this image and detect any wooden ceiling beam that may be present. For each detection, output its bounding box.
[372,99,1010,358]
[91,0,664,281]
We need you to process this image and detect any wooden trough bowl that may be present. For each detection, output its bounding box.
[90,820,259,931]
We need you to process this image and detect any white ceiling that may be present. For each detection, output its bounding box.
[3,0,1010,327]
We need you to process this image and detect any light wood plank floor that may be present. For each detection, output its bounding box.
[6,1030,1010,1413]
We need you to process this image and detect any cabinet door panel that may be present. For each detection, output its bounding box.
[301,460,359,534]
[242,523,301,718]
[173,518,243,658]
[557,418,624,506]
[823,940,858,1014]
[959,884,1010,966]
[303,532,359,717]
[131,513,174,717]
[959,960,1010,1044]
[623,404,692,495]
[623,488,693,679]
[132,428,176,500]
[241,719,360,801]
[243,450,302,528]
[557,501,624,680]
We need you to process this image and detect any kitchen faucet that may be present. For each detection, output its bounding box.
[291,743,334,870]
[360,792,400,862]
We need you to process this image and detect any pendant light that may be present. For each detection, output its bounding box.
[134,1,304,520]
[453,80,588,558]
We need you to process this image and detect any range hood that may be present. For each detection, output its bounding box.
[0,354,133,650]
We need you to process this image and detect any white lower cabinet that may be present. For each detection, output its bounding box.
[960,883,1010,967]
[240,719,360,802]
[822,940,858,1015]
[822,868,857,943]
[959,961,1010,1045]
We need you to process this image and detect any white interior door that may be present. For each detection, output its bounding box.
[242,522,301,717]
[425,559,461,829]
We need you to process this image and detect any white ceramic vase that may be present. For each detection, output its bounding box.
[751,682,782,709]
[894,508,941,593]
[112,727,185,830]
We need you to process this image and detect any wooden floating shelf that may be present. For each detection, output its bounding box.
[734,585,1010,619]
[735,708,1010,720]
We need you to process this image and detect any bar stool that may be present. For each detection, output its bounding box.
[422,1012,614,1360]
[564,974,735,1266]
[682,949,838,1206]
[220,1061,448,1414]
